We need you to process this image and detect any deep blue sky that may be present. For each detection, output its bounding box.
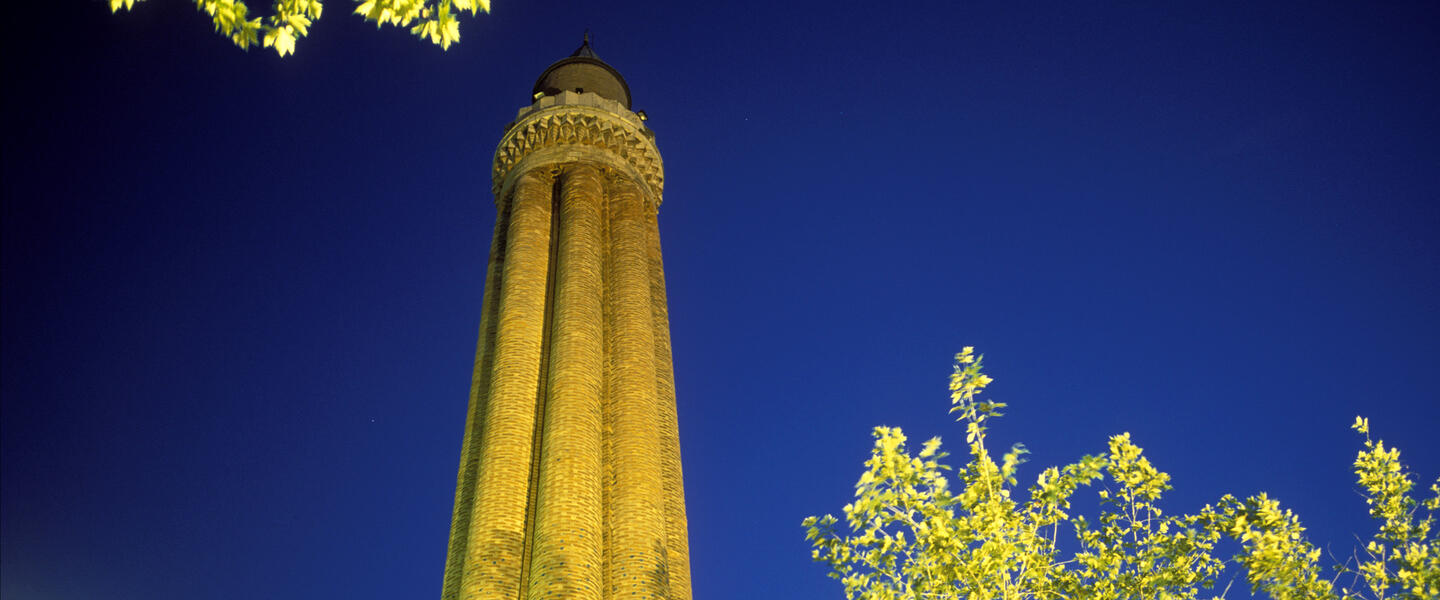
[3,1,1438,598]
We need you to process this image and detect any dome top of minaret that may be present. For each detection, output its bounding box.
[531,34,633,109]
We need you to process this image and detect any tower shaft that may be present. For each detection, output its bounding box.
[442,81,690,600]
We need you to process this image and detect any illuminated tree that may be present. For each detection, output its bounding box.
[804,348,1439,600]
[107,0,490,57]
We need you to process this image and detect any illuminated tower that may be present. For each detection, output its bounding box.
[441,38,692,600]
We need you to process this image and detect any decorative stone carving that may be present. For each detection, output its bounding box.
[492,91,664,206]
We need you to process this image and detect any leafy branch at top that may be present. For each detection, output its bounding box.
[109,0,491,56]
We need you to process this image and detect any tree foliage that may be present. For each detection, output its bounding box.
[803,348,1439,600]
[108,0,491,56]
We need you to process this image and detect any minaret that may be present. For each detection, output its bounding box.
[442,38,692,600]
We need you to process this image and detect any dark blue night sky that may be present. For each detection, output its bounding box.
[3,2,1438,598]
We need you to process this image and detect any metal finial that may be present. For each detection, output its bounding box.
[572,31,597,58]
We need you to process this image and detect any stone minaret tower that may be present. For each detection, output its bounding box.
[441,39,692,600]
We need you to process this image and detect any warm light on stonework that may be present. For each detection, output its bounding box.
[441,39,692,600]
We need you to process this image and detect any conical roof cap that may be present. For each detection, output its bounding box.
[531,35,632,109]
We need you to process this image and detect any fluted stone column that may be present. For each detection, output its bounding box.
[442,60,692,599]
[602,176,669,599]
[527,165,606,600]
[646,208,692,600]
[462,172,554,600]
[442,198,511,600]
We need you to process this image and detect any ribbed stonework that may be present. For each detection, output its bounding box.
[441,60,691,600]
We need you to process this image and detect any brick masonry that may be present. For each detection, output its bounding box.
[442,87,692,600]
